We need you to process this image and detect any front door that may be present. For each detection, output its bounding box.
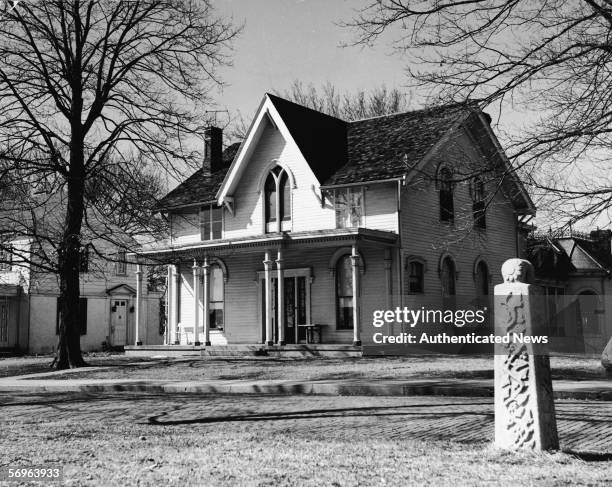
[110,299,128,346]
[260,274,308,344]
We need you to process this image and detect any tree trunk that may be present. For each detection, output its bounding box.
[54,5,86,370]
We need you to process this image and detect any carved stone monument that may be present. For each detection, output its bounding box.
[602,337,612,373]
[494,258,559,450]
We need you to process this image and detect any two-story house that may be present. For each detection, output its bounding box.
[132,93,534,351]
[0,193,164,354]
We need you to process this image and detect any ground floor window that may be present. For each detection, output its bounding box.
[336,254,353,330]
[209,265,224,329]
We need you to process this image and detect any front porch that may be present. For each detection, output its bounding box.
[130,228,398,350]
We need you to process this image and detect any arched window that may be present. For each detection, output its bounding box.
[209,265,224,330]
[472,176,486,229]
[406,259,425,294]
[439,167,454,222]
[440,256,456,297]
[264,166,291,232]
[336,254,353,330]
[475,260,489,297]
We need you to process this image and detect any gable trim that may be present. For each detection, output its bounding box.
[216,95,311,206]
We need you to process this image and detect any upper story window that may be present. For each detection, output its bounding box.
[201,205,223,241]
[264,166,291,233]
[335,187,363,228]
[439,167,454,223]
[116,250,127,276]
[0,245,12,271]
[472,176,486,229]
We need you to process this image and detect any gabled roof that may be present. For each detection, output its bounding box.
[155,143,240,210]
[156,94,533,214]
[266,94,348,184]
[527,231,612,279]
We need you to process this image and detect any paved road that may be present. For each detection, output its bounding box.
[1,392,611,453]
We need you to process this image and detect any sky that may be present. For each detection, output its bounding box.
[213,0,409,121]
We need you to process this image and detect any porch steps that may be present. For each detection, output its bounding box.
[126,344,363,359]
[201,344,363,359]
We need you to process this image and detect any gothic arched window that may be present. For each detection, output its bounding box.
[264,166,291,232]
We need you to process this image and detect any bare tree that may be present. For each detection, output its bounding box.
[346,1,612,227]
[278,81,411,121]
[0,0,240,368]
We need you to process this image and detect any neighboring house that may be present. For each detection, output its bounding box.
[135,93,535,348]
[527,229,612,354]
[0,194,164,354]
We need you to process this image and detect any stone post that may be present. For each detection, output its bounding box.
[494,258,559,450]
[602,337,612,373]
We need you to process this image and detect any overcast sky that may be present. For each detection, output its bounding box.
[215,0,409,119]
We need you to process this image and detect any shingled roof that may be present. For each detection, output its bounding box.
[155,143,240,210]
[329,102,473,186]
[155,95,485,210]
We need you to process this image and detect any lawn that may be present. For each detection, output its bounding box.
[17,353,608,382]
[1,392,610,486]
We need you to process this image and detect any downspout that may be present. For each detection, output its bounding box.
[396,179,403,308]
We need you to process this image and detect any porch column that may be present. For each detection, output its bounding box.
[351,245,361,346]
[276,249,285,346]
[165,265,172,345]
[173,264,180,344]
[264,251,273,346]
[192,260,201,346]
[202,257,211,346]
[134,264,143,346]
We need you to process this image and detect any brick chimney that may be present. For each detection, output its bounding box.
[204,126,223,173]
[590,229,612,255]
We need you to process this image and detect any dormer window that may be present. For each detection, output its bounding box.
[201,205,223,241]
[439,167,454,223]
[264,166,291,233]
[335,187,364,228]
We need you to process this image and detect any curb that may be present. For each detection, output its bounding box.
[0,380,610,400]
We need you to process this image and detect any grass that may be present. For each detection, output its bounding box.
[1,392,610,486]
[15,354,608,383]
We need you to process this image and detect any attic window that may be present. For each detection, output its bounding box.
[264,166,291,233]
[201,205,223,241]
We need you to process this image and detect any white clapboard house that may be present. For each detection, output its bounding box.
[132,94,535,352]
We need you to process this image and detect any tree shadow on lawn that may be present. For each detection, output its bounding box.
[145,401,494,426]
